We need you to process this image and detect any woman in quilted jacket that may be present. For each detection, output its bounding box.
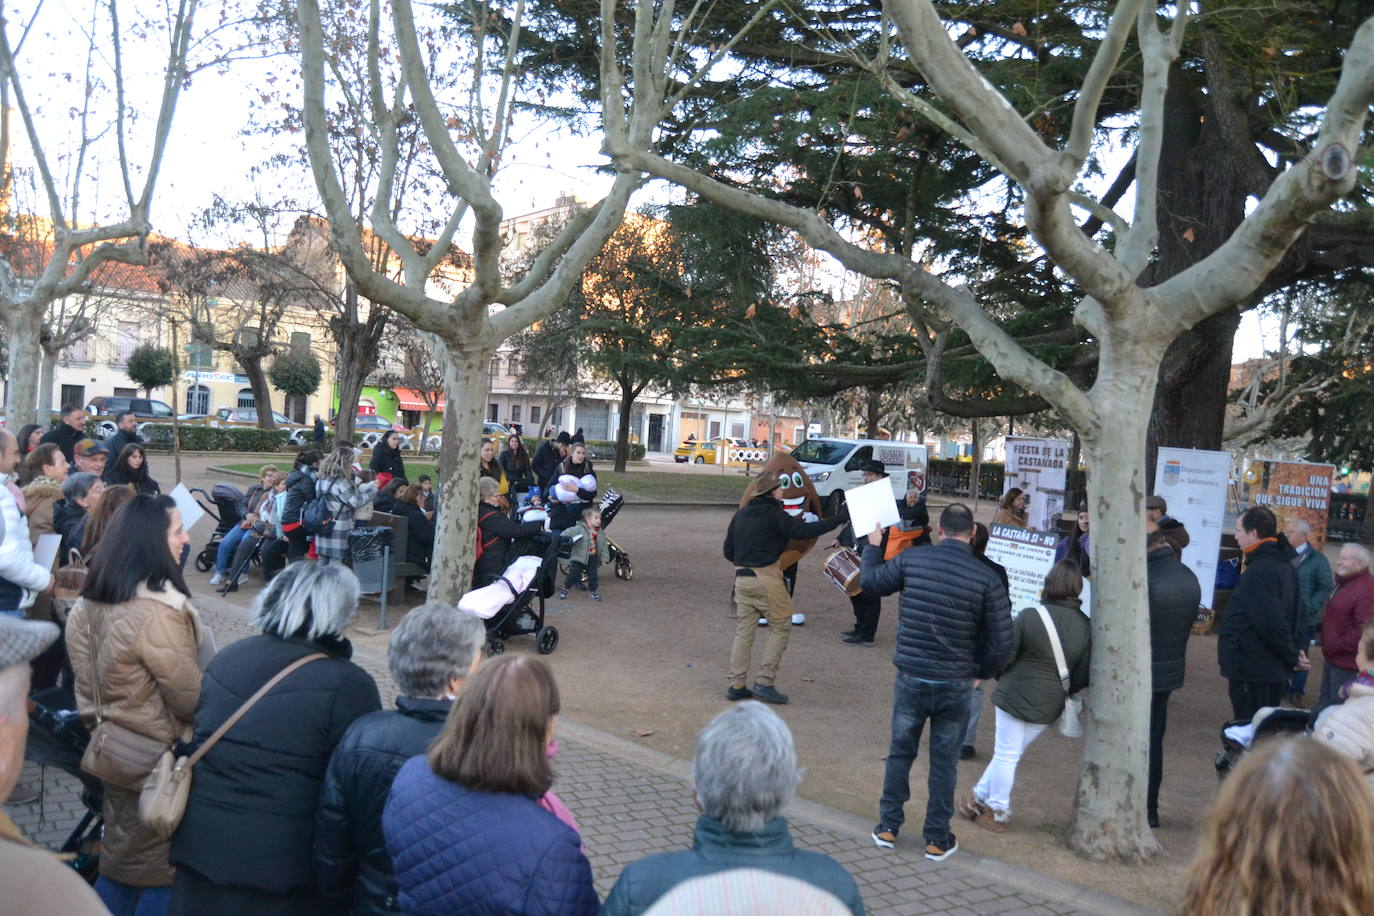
[959,559,1090,833]
[383,655,598,916]
[1315,620,1374,794]
[66,494,204,916]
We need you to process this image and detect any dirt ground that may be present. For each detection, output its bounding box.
[157,453,1336,912]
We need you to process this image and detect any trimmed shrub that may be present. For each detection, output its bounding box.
[584,438,646,461]
[138,424,293,452]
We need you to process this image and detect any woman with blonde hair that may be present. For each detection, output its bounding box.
[314,444,378,566]
[1180,738,1374,916]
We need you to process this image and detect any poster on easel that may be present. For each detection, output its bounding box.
[1156,447,1231,609]
[1244,459,1336,552]
[1002,437,1070,532]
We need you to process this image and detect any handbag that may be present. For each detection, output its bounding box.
[1033,604,1084,739]
[140,652,327,839]
[79,607,169,791]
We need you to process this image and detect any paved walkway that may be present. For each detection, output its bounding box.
[8,589,1153,916]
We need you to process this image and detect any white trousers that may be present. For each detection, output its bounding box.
[972,707,1047,817]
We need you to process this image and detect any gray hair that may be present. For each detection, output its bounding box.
[250,561,359,641]
[62,472,100,502]
[478,476,500,499]
[692,701,799,833]
[1286,517,1311,534]
[1341,543,1371,569]
[388,603,486,698]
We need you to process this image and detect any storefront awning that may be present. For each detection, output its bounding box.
[393,387,446,412]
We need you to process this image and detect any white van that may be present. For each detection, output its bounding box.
[790,438,928,514]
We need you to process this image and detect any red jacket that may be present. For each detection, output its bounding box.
[1321,568,1374,671]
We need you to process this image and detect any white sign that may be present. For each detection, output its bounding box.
[168,484,206,534]
[985,523,1059,612]
[1003,437,1070,532]
[1156,447,1231,608]
[33,534,62,571]
[846,478,901,539]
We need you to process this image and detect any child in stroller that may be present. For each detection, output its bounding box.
[458,531,562,656]
[191,483,248,572]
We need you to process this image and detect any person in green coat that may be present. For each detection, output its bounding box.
[959,559,1090,833]
[1285,517,1333,707]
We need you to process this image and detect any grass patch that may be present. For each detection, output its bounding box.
[216,462,749,502]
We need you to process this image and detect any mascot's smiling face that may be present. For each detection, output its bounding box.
[740,452,823,569]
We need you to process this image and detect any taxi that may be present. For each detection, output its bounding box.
[674,437,745,464]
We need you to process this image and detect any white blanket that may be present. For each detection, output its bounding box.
[458,555,544,619]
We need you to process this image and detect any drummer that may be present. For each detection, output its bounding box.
[833,459,930,647]
[724,468,850,705]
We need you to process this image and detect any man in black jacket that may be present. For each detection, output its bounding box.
[531,431,569,493]
[316,604,486,914]
[101,411,142,461]
[724,468,847,705]
[835,460,929,647]
[1220,506,1307,721]
[1145,524,1201,829]
[39,404,87,464]
[861,503,1013,862]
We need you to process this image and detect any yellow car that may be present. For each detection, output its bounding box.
[674,437,746,464]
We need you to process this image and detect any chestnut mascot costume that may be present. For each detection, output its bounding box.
[738,451,825,624]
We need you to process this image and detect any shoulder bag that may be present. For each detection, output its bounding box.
[140,652,327,839]
[1033,604,1084,739]
[79,607,169,791]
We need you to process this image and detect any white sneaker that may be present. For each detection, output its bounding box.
[758,617,768,626]
[209,573,224,586]
[791,613,806,625]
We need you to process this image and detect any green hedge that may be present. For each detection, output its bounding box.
[138,424,294,452]
[585,438,647,461]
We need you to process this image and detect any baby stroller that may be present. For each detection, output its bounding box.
[24,686,104,883]
[191,483,247,572]
[471,531,563,657]
[1215,707,1313,779]
[557,488,634,583]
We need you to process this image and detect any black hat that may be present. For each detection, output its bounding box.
[555,431,571,446]
[571,429,585,445]
[858,459,888,476]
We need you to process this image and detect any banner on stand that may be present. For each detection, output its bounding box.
[985,523,1059,613]
[1245,459,1336,552]
[1156,447,1231,609]
[1003,437,1070,532]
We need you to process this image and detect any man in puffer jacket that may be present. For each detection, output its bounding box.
[1219,506,1305,721]
[861,502,1012,862]
[1145,524,1201,828]
[1314,620,1374,794]
[0,429,52,617]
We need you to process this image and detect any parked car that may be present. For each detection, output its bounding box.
[351,413,414,449]
[213,407,313,446]
[674,437,746,464]
[85,396,176,439]
[415,420,505,453]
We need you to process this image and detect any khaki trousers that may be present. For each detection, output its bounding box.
[728,563,795,688]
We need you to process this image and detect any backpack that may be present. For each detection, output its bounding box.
[301,494,335,536]
[475,508,501,563]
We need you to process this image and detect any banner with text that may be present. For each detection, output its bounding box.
[1246,459,1336,552]
[1156,447,1232,608]
[985,523,1059,613]
[1003,437,1070,532]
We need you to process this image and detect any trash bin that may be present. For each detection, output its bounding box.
[349,525,392,564]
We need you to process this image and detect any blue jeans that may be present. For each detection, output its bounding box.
[214,525,249,574]
[95,877,171,916]
[879,672,972,845]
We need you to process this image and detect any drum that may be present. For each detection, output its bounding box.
[823,548,863,597]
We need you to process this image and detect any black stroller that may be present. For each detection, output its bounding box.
[191,483,247,572]
[24,686,104,883]
[480,531,563,657]
[556,488,634,583]
[1215,707,1313,779]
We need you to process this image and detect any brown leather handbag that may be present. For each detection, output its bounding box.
[78,606,168,791]
[140,653,327,839]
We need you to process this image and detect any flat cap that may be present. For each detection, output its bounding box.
[0,615,59,671]
[1145,495,1167,512]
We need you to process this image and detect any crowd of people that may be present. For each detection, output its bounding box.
[6,412,1374,914]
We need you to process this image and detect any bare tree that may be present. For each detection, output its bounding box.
[295,0,648,602]
[376,319,446,451]
[599,0,1374,859]
[0,0,207,427]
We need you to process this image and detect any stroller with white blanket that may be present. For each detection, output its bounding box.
[458,531,562,656]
